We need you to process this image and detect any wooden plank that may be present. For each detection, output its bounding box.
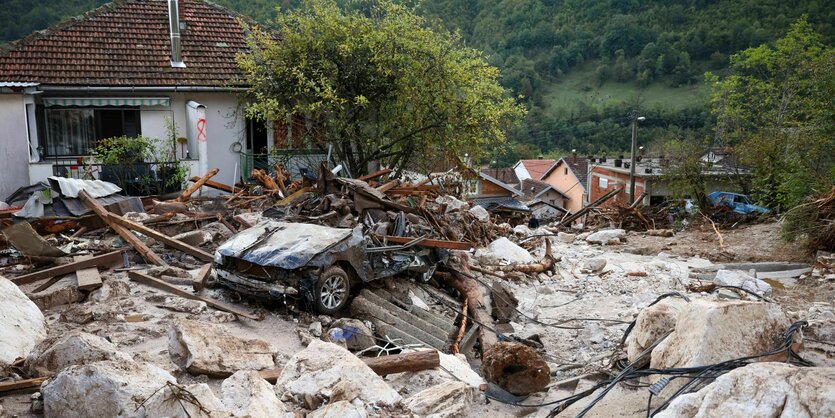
[258,368,283,384]
[277,187,312,206]
[362,350,440,376]
[0,377,48,394]
[109,214,213,262]
[178,168,220,201]
[188,176,236,194]
[11,250,124,286]
[377,180,400,193]
[128,271,261,320]
[79,190,167,266]
[192,264,212,292]
[74,255,102,291]
[357,168,392,181]
[379,235,474,250]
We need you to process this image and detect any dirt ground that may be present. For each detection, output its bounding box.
[625,221,811,263]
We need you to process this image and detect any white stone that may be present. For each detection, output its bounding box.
[221,370,286,417]
[25,331,132,376]
[137,383,228,418]
[42,360,176,418]
[650,300,789,371]
[625,298,688,363]
[714,269,772,296]
[436,196,469,213]
[557,232,576,243]
[468,205,490,222]
[309,321,323,337]
[168,319,276,377]
[405,381,476,418]
[275,339,401,406]
[583,258,607,273]
[308,400,367,418]
[476,237,535,264]
[585,229,625,244]
[0,276,47,366]
[656,363,835,418]
[513,224,532,236]
[438,352,485,388]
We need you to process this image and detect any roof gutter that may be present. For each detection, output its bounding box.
[36,85,248,92]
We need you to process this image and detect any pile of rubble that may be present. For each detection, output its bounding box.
[0,166,833,418]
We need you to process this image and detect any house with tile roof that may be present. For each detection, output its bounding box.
[513,158,556,182]
[0,0,277,199]
[540,156,590,215]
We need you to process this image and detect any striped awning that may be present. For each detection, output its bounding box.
[43,97,170,107]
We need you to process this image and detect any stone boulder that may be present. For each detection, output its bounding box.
[482,342,550,396]
[405,381,476,418]
[436,196,469,213]
[585,229,625,245]
[557,232,576,243]
[650,300,789,371]
[308,401,367,418]
[468,205,490,223]
[582,258,607,273]
[137,383,228,418]
[656,363,835,418]
[42,360,176,418]
[625,298,688,363]
[168,319,276,377]
[275,339,401,406]
[325,318,375,352]
[25,331,132,376]
[221,370,286,417]
[714,269,772,296]
[476,237,535,264]
[0,276,46,366]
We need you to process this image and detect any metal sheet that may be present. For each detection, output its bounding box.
[47,177,122,199]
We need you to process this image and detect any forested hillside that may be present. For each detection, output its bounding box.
[3,0,832,162]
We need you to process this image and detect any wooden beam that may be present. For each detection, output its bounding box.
[378,235,474,250]
[12,250,124,286]
[188,176,236,194]
[277,187,312,206]
[357,168,392,182]
[362,350,440,376]
[178,168,220,201]
[0,377,48,394]
[74,255,102,291]
[128,271,261,320]
[79,190,167,266]
[192,264,212,292]
[109,214,213,262]
[258,368,283,384]
[377,180,400,193]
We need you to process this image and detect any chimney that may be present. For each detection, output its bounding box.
[168,0,186,68]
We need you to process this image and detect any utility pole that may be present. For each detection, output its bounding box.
[629,115,645,204]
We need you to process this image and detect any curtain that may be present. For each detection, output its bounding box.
[46,109,95,156]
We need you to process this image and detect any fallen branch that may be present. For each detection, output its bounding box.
[443,253,498,355]
[701,211,725,251]
[451,298,468,354]
[488,239,557,274]
[362,350,440,376]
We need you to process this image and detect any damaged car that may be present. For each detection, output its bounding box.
[213,221,447,314]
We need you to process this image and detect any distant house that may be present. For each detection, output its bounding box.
[588,152,748,206]
[540,156,589,214]
[513,159,556,182]
[0,0,289,199]
[528,200,568,223]
[518,178,567,209]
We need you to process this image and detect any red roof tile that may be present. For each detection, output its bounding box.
[0,0,253,87]
[517,159,556,180]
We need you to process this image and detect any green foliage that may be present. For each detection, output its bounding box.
[660,136,710,210]
[92,135,155,165]
[710,18,835,209]
[237,0,524,176]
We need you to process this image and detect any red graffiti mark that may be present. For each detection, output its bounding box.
[197,118,207,142]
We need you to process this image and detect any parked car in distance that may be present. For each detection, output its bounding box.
[707,192,770,215]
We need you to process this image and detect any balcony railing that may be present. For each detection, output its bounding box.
[51,160,183,196]
[240,149,330,182]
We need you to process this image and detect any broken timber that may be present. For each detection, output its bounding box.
[559,187,622,226]
[178,168,220,201]
[74,255,103,291]
[11,250,124,286]
[362,350,440,376]
[0,377,49,394]
[79,190,167,266]
[379,235,474,250]
[109,214,213,262]
[192,264,212,292]
[188,176,236,194]
[357,168,392,182]
[128,271,261,320]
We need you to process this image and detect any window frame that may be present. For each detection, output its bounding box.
[39,106,142,158]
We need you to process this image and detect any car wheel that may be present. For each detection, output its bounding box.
[314,266,352,315]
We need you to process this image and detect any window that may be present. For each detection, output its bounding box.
[43,107,140,157]
[599,177,608,188]
[564,167,568,175]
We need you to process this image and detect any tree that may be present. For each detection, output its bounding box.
[660,136,711,210]
[237,0,524,176]
[709,17,835,209]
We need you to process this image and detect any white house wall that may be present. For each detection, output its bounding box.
[0,94,33,201]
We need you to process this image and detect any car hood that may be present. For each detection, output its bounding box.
[215,221,359,270]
